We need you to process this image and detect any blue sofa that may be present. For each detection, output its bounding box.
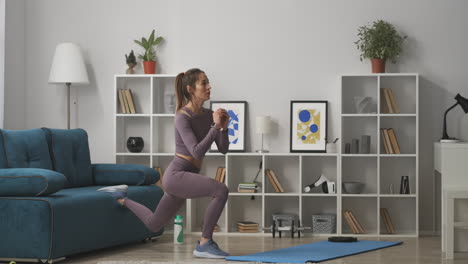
[0,128,164,263]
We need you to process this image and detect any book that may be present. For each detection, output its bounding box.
[266,169,281,192]
[238,225,259,230]
[383,128,394,154]
[237,187,256,193]
[347,210,365,233]
[387,88,400,113]
[219,167,226,183]
[118,89,127,113]
[383,88,394,113]
[125,89,136,114]
[380,129,390,154]
[380,208,395,234]
[214,167,223,182]
[122,89,131,114]
[237,221,259,227]
[387,128,401,154]
[380,88,389,114]
[267,169,285,192]
[344,211,359,234]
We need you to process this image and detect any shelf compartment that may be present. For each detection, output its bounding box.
[342,116,378,154]
[264,196,300,234]
[152,116,175,153]
[379,197,416,235]
[379,75,417,114]
[380,156,416,195]
[227,155,263,193]
[342,197,377,235]
[380,116,416,155]
[302,196,337,235]
[189,197,226,233]
[302,156,337,194]
[227,196,262,233]
[264,155,300,194]
[342,76,378,114]
[116,116,151,153]
[116,76,151,114]
[199,155,226,182]
[342,157,377,194]
[152,77,177,114]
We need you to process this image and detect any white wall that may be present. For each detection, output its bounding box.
[5,0,468,233]
[0,0,4,128]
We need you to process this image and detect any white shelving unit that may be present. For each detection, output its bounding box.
[340,73,419,237]
[114,73,418,237]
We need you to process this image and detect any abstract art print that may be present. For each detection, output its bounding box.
[290,101,328,152]
[210,101,247,152]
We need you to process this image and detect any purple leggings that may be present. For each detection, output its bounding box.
[124,155,229,238]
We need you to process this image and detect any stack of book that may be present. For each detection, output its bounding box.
[237,182,258,193]
[265,169,285,193]
[214,167,226,183]
[381,88,400,113]
[380,208,395,234]
[237,221,259,233]
[118,89,137,114]
[380,128,401,154]
[343,210,366,234]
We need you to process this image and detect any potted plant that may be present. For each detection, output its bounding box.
[134,29,164,74]
[125,50,137,74]
[355,20,407,73]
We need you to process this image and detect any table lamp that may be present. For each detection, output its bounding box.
[255,115,272,153]
[48,43,89,129]
[441,93,468,142]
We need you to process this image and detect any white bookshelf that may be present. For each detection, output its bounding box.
[114,73,419,237]
[340,73,419,237]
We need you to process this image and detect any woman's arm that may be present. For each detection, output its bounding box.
[175,113,219,159]
[215,129,229,154]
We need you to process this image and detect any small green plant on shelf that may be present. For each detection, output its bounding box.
[355,20,407,73]
[134,29,164,74]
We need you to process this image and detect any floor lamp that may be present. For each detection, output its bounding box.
[48,43,89,129]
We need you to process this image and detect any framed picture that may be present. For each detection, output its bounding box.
[210,101,247,152]
[290,101,328,152]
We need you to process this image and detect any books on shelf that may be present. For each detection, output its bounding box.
[381,88,399,114]
[118,89,137,114]
[343,210,365,234]
[214,167,226,183]
[380,128,401,154]
[265,169,285,193]
[237,221,259,233]
[238,182,258,193]
[380,208,395,234]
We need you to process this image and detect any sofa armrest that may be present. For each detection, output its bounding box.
[0,168,67,196]
[92,164,159,186]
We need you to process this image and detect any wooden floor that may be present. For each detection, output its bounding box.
[62,234,466,264]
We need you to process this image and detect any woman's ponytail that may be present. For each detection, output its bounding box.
[174,68,205,112]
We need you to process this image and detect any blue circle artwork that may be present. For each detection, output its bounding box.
[299,110,311,123]
[301,135,306,140]
[310,124,318,133]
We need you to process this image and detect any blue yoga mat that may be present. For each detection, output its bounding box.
[226,240,402,263]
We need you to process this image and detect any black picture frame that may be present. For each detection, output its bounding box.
[290,100,328,153]
[209,101,248,152]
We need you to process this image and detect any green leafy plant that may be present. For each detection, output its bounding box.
[355,20,407,63]
[134,29,164,61]
[125,50,136,64]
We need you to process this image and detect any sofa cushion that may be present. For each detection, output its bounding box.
[0,168,67,196]
[0,131,7,168]
[93,163,159,186]
[0,129,53,169]
[43,128,93,188]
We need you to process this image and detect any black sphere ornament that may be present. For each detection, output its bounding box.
[127,137,144,153]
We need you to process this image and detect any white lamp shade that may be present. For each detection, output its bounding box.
[256,115,272,134]
[49,43,89,84]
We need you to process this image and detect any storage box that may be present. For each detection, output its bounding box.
[312,214,336,233]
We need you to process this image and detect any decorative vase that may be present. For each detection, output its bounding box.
[371,58,386,73]
[127,137,144,153]
[353,96,373,113]
[126,63,136,74]
[143,61,156,74]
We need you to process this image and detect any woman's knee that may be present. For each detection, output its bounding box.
[215,183,229,200]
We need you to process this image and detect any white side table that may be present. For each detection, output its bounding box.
[444,188,468,259]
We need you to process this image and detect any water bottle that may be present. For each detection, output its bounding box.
[174,215,184,244]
